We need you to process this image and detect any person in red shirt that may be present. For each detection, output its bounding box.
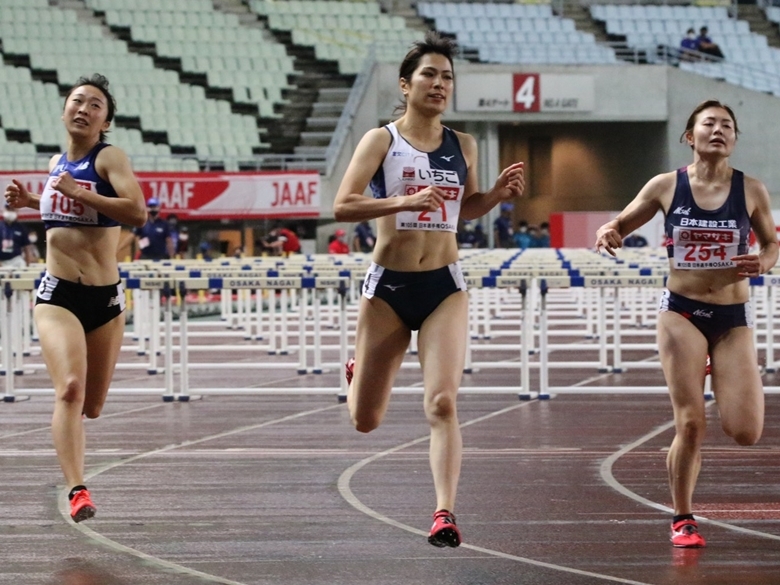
[328,228,350,254]
[261,223,301,256]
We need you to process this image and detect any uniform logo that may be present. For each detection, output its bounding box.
[692,309,713,318]
[75,161,90,171]
[440,155,454,162]
[391,151,410,157]
[107,295,121,308]
[383,284,405,291]
[402,167,415,180]
[673,206,691,216]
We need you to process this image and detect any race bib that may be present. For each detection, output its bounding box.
[395,184,462,232]
[40,176,99,225]
[672,226,739,269]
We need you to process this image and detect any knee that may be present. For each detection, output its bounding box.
[676,416,706,445]
[424,391,457,423]
[82,403,103,420]
[57,376,84,406]
[723,423,762,446]
[352,414,380,434]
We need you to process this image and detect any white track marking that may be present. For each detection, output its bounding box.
[0,402,167,440]
[600,404,780,542]
[61,403,342,585]
[338,402,653,585]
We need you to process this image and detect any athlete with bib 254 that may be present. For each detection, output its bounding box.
[333,32,524,548]
[595,100,778,548]
[4,74,147,523]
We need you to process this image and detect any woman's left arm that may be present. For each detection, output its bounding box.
[457,132,525,220]
[50,145,147,228]
[734,177,778,277]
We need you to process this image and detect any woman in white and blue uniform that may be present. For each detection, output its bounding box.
[4,74,147,523]
[595,100,778,548]
[334,32,525,548]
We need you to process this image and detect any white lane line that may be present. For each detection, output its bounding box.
[338,401,653,585]
[61,403,342,585]
[599,404,780,542]
[0,402,168,440]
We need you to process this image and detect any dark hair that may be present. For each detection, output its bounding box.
[686,28,695,34]
[679,99,739,148]
[395,31,457,115]
[64,73,116,142]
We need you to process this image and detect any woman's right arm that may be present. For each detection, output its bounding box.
[2,155,59,210]
[595,172,673,256]
[333,128,446,222]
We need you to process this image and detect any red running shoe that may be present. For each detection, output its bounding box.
[345,357,355,386]
[670,519,706,548]
[70,488,96,523]
[428,509,461,548]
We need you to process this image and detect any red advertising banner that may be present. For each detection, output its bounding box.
[0,171,321,220]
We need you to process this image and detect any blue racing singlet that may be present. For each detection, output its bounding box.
[40,142,120,230]
[369,122,467,233]
[664,167,750,270]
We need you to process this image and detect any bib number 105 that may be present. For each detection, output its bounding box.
[49,192,85,217]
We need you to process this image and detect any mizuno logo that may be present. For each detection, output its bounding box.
[383,284,405,291]
[673,206,691,216]
[440,155,454,162]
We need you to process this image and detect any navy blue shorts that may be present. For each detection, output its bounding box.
[362,262,467,331]
[658,289,752,347]
[35,272,125,333]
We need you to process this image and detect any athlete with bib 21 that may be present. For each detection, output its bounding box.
[333,32,524,548]
[595,100,778,548]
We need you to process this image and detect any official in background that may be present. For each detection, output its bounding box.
[134,197,173,260]
[0,203,34,267]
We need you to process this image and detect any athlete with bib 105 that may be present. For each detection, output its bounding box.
[595,100,778,549]
[333,32,525,548]
[4,74,147,524]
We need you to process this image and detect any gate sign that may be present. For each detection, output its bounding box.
[456,73,594,113]
[0,171,321,220]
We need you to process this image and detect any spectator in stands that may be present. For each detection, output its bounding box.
[623,232,648,247]
[134,198,173,260]
[175,224,190,258]
[3,73,147,524]
[328,228,350,254]
[536,221,551,247]
[493,202,515,247]
[473,222,488,248]
[697,26,724,60]
[352,220,375,253]
[333,31,525,549]
[594,99,778,549]
[679,28,699,61]
[199,240,213,260]
[513,219,533,250]
[167,213,180,254]
[0,203,35,267]
[261,222,301,256]
[457,219,479,248]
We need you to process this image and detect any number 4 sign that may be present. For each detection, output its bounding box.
[513,74,540,112]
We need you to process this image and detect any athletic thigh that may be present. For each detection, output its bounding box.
[34,304,88,395]
[417,291,468,400]
[710,327,764,439]
[83,312,126,416]
[657,311,709,422]
[352,295,412,415]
